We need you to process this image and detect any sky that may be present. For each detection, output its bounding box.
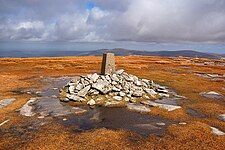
[0,0,225,54]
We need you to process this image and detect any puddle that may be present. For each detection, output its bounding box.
[21,77,177,137]
[57,107,174,136]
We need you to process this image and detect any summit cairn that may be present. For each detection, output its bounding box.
[59,53,182,110]
[101,53,115,75]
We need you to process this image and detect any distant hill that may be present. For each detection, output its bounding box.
[80,48,224,59]
[0,48,224,59]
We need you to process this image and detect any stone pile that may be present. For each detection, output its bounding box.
[60,69,172,107]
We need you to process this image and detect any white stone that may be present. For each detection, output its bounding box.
[144,88,157,95]
[116,69,124,75]
[111,74,119,82]
[141,100,181,111]
[156,122,166,126]
[90,73,99,82]
[127,103,151,113]
[20,98,36,117]
[87,99,96,106]
[0,98,16,108]
[113,96,122,101]
[119,91,126,97]
[210,127,225,136]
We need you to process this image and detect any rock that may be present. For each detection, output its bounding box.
[218,114,225,122]
[60,98,69,102]
[156,122,166,126]
[71,107,87,114]
[134,80,142,86]
[158,93,170,98]
[132,90,143,97]
[90,73,99,82]
[111,74,119,82]
[179,122,187,125]
[119,91,126,97]
[77,85,91,97]
[67,94,84,101]
[76,83,83,90]
[127,103,151,113]
[92,80,111,94]
[141,100,181,111]
[113,96,122,101]
[116,69,124,75]
[87,99,96,106]
[210,127,225,136]
[156,89,169,93]
[112,86,121,92]
[124,97,130,102]
[105,101,121,107]
[0,98,16,108]
[20,98,36,117]
[89,89,99,95]
[200,91,223,99]
[144,88,157,95]
[142,79,150,84]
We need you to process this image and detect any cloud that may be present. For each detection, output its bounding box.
[0,0,225,43]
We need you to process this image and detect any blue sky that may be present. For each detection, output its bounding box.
[0,0,225,54]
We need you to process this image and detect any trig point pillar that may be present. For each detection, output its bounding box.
[101,53,116,75]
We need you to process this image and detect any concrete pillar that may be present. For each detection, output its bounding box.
[101,53,115,75]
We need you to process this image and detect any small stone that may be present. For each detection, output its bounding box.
[218,114,225,122]
[63,118,67,121]
[105,101,120,107]
[156,122,166,126]
[144,88,157,95]
[111,74,119,82]
[179,122,187,125]
[87,99,96,106]
[112,86,121,92]
[19,98,36,117]
[124,97,130,102]
[76,83,83,90]
[116,69,124,75]
[90,73,99,82]
[119,91,126,97]
[113,96,122,101]
[210,126,225,136]
[134,80,142,86]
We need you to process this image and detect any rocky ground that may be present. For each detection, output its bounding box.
[0,56,225,149]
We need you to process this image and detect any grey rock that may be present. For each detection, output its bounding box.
[68,85,75,94]
[111,81,118,85]
[127,103,150,113]
[67,94,84,101]
[141,100,181,111]
[200,91,223,99]
[78,85,91,97]
[218,114,225,122]
[20,98,36,117]
[0,98,16,108]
